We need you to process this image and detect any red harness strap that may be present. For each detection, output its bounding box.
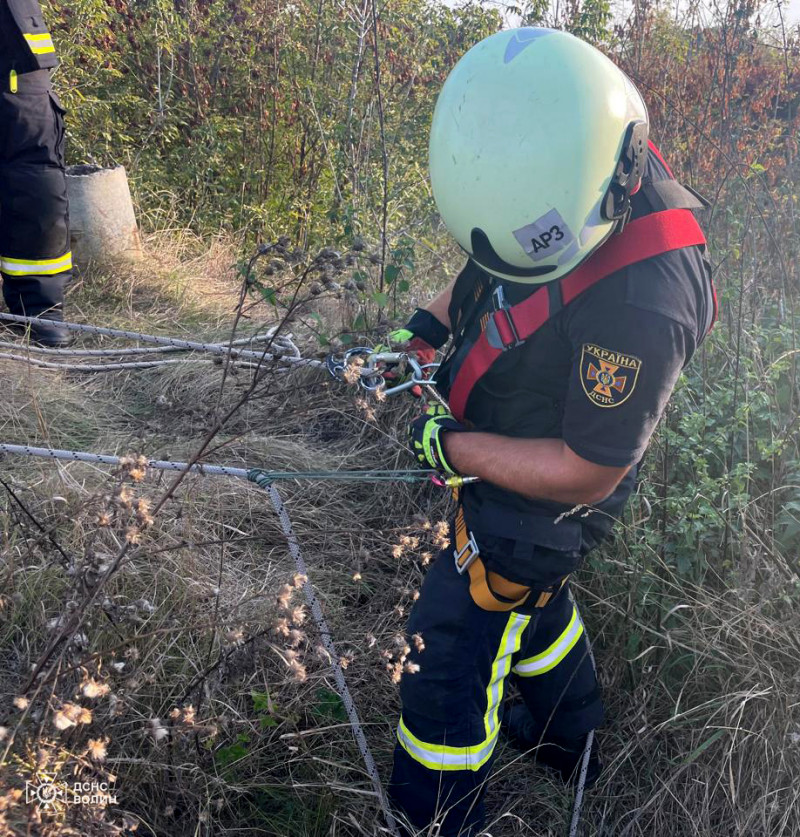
[448,208,707,421]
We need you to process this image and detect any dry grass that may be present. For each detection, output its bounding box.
[1,240,799,837]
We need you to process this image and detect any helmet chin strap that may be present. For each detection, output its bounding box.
[601,120,649,223]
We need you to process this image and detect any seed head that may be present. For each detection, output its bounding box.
[87,737,108,761]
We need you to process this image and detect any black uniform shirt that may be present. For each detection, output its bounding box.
[0,3,16,72]
[437,157,715,582]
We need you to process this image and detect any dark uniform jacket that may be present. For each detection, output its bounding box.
[0,0,58,73]
[436,150,716,587]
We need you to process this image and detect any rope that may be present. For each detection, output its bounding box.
[0,443,437,484]
[0,312,324,366]
[0,443,252,478]
[568,729,594,837]
[250,472,401,836]
[0,331,299,357]
[567,628,600,837]
[0,353,270,373]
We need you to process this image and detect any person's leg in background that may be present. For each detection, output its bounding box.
[0,68,71,347]
[504,586,603,784]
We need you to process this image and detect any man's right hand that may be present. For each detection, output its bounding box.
[375,309,449,395]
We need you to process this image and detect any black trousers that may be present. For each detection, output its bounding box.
[388,541,602,836]
[0,68,71,319]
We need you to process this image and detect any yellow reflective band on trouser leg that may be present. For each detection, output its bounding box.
[512,605,584,677]
[23,32,56,55]
[1,253,73,277]
[396,612,530,771]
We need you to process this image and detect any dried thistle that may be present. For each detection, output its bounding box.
[289,606,307,626]
[125,526,142,545]
[148,718,169,743]
[134,498,154,528]
[412,633,426,653]
[114,485,133,511]
[343,356,365,386]
[287,629,305,648]
[355,397,377,422]
[433,521,450,549]
[82,678,110,699]
[273,618,291,638]
[120,454,148,483]
[276,584,294,610]
[86,737,108,762]
[287,659,307,682]
[225,628,245,645]
[54,702,90,730]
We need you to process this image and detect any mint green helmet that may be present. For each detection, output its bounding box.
[429,28,649,284]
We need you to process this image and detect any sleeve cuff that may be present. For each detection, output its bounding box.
[564,436,644,468]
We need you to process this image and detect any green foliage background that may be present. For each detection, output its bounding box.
[48,0,499,244]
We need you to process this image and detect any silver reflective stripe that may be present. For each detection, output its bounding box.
[485,613,529,737]
[396,718,499,771]
[396,612,531,772]
[513,606,584,677]
[1,253,73,276]
[23,32,56,54]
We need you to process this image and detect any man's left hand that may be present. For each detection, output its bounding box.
[408,405,466,474]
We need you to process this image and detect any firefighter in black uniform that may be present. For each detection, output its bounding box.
[0,0,71,346]
[386,29,717,835]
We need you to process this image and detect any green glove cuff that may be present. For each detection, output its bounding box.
[387,327,414,344]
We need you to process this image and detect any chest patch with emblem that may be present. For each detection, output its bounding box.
[580,344,642,407]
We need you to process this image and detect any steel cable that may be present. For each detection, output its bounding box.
[0,312,324,366]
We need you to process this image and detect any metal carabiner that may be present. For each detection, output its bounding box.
[326,347,443,401]
[325,346,375,384]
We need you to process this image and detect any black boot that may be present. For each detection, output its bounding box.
[501,703,602,788]
[27,312,72,348]
[3,313,72,348]
[2,274,72,347]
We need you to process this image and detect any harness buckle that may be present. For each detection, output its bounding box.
[486,286,523,351]
[454,531,480,574]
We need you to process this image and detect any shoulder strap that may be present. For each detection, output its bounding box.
[448,208,707,420]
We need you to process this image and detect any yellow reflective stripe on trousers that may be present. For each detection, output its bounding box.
[396,612,530,771]
[23,32,56,54]
[512,605,584,677]
[1,253,72,276]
